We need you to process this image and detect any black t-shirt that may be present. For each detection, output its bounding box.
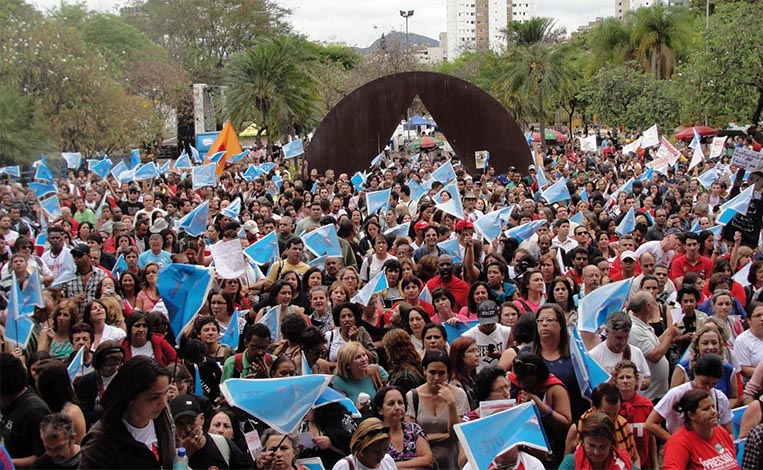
[119,200,143,217]
[0,388,51,460]
[188,433,252,470]
[31,452,80,470]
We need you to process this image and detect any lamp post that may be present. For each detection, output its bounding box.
[400,10,414,148]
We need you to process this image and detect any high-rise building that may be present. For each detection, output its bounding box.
[615,0,656,20]
[446,0,537,61]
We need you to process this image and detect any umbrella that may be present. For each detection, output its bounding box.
[674,126,717,141]
[410,136,444,151]
[532,129,567,142]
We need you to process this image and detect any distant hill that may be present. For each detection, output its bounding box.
[357,31,439,55]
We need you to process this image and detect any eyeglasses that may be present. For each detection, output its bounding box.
[536,318,558,325]
[575,231,589,236]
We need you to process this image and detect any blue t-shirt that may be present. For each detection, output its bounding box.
[332,366,389,403]
[138,250,172,269]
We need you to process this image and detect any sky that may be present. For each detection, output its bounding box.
[29,0,613,47]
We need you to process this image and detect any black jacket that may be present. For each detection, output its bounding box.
[79,408,175,469]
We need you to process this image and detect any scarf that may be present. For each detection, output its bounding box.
[573,444,631,470]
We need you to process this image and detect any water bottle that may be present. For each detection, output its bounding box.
[173,447,188,470]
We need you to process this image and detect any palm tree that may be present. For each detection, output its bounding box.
[499,43,574,150]
[586,17,635,73]
[502,17,565,46]
[628,3,691,79]
[225,35,321,143]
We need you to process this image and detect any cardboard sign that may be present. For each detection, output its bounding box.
[475,150,489,169]
[721,198,763,248]
[731,147,763,172]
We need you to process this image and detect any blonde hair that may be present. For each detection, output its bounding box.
[335,341,368,381]
[99,296,124,327]
[689,326,726,372]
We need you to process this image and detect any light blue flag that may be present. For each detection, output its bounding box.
[91,158,113,180]
[732,405,748,439]
[540,177,570,204]
[221,198,241,219]
[419,285,433,304]
[570,327,611,400]
[260,162,277,173]
[87,159,100,171]
[580,188,589,203]
[242,164,263,181]
[436,196,464,220]
[718,185,755,224]
[110,160,129,183]
[431,160,456,183]
[28,182,57,199]
[577,278,632,333]
[384,222,410,239]
[270,175,283,193]
[133,162,159,181]
[219,310,240,349]
[689,127,702,150]
[283,139,305,159]
[639,167,654,182]
[370,151,384,167]
[257,306,281,342]
[310,180,320,195]
[61,152,82,169]
[570,211,585,225]
[308,256,328,269]
[366,188,391,215]
[437,238,463,264]
[177,200,209,237]
[314,386,362,419]
[112,254,128,278]
[407,178,428,203]
[504,220,546,242]
[35,163,54,184]
[302,354,312,375]
[443,320,479,345]
[613,177,635,198]
[732,262,752,288]
[351,268,389,306]
[158,160,170,175]
[697,167,717,189]
[51,262,78,287]
[0,166,20,177]
[301,224,342,257]
[230,150,249,163]
[190,145,202,163]
[192,163,217,190]
[454,402,550,470]
[221,375,332,434]
[244,231,279,265]
[474,206,513,243]
[35,232,47,249]
[5,274,35,348]
[615,207,636,236]
[67,347,85,381]
[39,195,62,218]
[175,151,193,170]
[157,264,215,339]
[433,179,459,204]
[295,458,325,470]
[690,218,701,232]
[207,151,226,164]
[130,149,141,169]
[351,172,366,192]
[20,266,44,315]
[536,166,548,188]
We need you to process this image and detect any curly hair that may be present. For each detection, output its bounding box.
[688,325,727,373]
[382,329,424,379]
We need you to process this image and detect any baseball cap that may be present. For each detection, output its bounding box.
[414,220,429,232]
[455,219,474,231]
[528,165,536,171]
[243,220,259,234]
[464,191,477,199]
[128,185,140,193]
[70,243,90,258]
[620,250,637,262]
[666,227,683,236]
[478,300,499,325]
[169,394,202,420]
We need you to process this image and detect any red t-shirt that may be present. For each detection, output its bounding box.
[663,426,738,470]
[620,393,654,468]
[426,275,470,311]
[670,254,713,282]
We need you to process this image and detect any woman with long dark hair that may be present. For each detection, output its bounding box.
[36,361,86,444]
[382,329,425,397]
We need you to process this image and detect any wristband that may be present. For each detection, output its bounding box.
[543,406,553,417]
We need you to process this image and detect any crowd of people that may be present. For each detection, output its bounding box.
[1,131,763,470]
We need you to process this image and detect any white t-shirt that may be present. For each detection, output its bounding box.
[122,418,158,453]
[734,330,763,372]
[588,342,651,380]
[331,454,397,470]
[463,324,511,372]
[325,328,347,362]
[360,253,397,282]
[628,315,669,400]
[654,381,733,433]
[635,240,674,268]
[131,341,155,359]
[99,324,127,346]
[462,451,545,470]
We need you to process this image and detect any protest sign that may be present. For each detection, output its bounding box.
[474,150,489,169]
[731,147,763,172]
[209,239,246,279]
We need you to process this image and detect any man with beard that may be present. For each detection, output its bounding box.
[426,254,469,311]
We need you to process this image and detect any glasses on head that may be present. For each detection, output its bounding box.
[364,425,391,440]
[513,359,538,373]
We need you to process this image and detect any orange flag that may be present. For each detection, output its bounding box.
[205,121,243,176]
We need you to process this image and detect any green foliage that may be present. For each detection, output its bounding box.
[627,2,693,79]
[503,17,566,46]
[0,86,52,165]
[225,35,321,142]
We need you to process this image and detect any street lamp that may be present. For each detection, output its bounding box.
[399,9,414,57]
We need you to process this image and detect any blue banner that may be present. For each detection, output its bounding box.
[577,278,632,333]
[366,188,391,215]
[192,163,217,190]
[283,139,305,159]
[243,231,279,265]
[443,320,479,345]
[157,264,215,339]
[177,200,209,237]
[351,269,389,306]
[570,327,611,400]
[301,224,342,258]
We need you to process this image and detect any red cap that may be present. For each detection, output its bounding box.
[414,220,429,231]
[456,219,474,231]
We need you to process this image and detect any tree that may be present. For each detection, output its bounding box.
[585,17,635,73]
[627,2,692,79]
[225,35,321,143]
[0,87,52,165]
[125,0,291,82]
[502,17,566,46]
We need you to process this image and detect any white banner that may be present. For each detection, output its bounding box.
[709,136,728,158]
[209,239,246,279]
[731,147,763,173]
[641,124,660,148]
[656,137,681,166]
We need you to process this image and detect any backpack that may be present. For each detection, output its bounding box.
[233,352,274,378]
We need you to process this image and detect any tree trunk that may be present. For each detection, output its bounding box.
[538,85,546,153]
[751,87,763,128]
[655,43,662,80]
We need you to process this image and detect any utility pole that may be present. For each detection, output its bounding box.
[399,10,414,149]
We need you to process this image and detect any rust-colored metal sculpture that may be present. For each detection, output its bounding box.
[306,71,532,175]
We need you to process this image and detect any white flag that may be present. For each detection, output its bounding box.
[641,124,659,148]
